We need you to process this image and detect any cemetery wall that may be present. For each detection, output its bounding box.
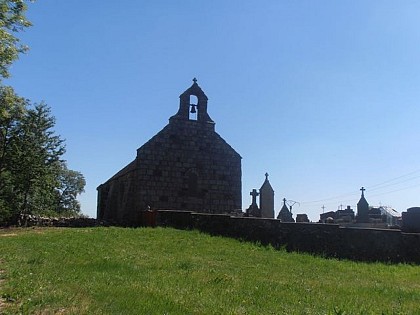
[157,210,420,264]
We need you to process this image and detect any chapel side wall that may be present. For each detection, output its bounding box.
[156,210,420,264]
[97,171,141,225]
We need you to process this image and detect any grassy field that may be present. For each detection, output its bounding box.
[0,227,419,314]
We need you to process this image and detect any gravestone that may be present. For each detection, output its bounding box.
[356,187,369,223]
[259,173,274,218]
[402,207,420,233]
[246,189,261,217]
[277,198,294,222]
[296,214,309,223]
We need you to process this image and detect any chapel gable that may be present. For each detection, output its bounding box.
[97,79,242,224]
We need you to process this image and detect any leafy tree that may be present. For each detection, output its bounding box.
[56,162,85,214]
[0,1,86,224]
[0,1,32,219]
[0,0,32,81]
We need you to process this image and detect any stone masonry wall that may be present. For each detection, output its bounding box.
[14,214,106,228]
[98,119,242,225]
[135,120,241,212]
[157,210,420,264]
[97,81,242,225]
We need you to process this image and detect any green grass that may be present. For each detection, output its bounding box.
[0,227,419,314]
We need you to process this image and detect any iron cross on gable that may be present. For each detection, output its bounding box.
[360,186,366,196]
[250,189,259,206]
[192,77,197,84]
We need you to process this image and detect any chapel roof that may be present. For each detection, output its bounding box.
[179,77,208,100]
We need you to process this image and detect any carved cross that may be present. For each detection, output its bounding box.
[250,189,259,206]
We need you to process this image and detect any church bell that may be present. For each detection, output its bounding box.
[190,104,197,114]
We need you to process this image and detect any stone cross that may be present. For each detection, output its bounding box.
[265,172,269,180]
[193,77,197,84]
[250,189,259,206]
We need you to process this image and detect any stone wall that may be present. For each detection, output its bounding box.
[157,210,420,264]
[15,214,106,228]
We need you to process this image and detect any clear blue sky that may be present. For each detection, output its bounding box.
[6,1,420,221]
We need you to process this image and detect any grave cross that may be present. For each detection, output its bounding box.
[250,189,259,206]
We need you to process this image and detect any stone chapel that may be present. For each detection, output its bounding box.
[97,79,242,224]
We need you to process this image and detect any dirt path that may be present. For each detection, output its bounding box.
[0,233,17,237]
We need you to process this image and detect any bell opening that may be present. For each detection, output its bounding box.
[189,95,198,120]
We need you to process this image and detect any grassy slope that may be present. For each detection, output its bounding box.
[0,227,419,314]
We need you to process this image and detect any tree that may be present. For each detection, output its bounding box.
[0,1,86,224]
[56,162,85,214]
[0,1,32,219]
[0,85,28,222]
[12,103,65,215]
[0,100,87,224]
[0,0,32,81]
[0,86,27,185]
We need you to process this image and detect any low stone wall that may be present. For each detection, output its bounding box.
[157,210,420,264]
[17,214,106,228]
